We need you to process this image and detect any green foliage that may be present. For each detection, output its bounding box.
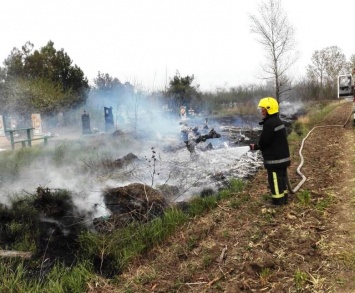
[93,72,121,91]
[292,120,307,137]
[1,40,89,115]
[0,205,37,251]
[259,267,271,282]
[186,179,244,216]
[315,193,334,211]
[0,259,94,292]
[187,196,219,216]
[229,178,245,193]
[0,260,41,292]
[89,72,135,118]
[25,78,75,115]
[297,190,311,206]
[168,73,196,97]
[166,71,201,111]
[162,208,188,232]
[294,269,308,289]
[46,261,93,293]
[187,235,199,250]
[4,77,75,115]
[200,84,270,114]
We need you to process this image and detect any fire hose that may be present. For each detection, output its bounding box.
[287,100,354,194]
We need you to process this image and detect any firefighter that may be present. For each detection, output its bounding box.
[250,97,291,205]
[180,122,189,146]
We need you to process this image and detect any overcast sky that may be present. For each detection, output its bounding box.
[1,0,354,92]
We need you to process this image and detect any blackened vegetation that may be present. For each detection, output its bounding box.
[91,182,170,277]
[32,187,87,264]
[182,127,222,153]
[112,152,139,169]
[200,188,215,198]
[92,253,120,279]
[0,186,87,278]
[34,186,72,218]
[146,147,158,186]
[111,129,125,137]
[93,183,168,233]
[97,152,140,174]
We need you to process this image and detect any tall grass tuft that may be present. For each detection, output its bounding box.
[46,261,93,293]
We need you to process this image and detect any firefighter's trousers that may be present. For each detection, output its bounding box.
[267,168,288,205]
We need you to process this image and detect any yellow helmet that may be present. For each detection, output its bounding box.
[258,97,279,115]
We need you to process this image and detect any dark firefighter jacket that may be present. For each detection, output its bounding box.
[254,113,291,170]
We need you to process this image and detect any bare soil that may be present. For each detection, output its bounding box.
[110,101,355,292]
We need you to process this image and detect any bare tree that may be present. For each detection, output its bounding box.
[250,0,298,102]
[123,79,144,136]
[307,46,348,99]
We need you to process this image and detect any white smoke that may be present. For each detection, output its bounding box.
[279,100,304,117]
[0,91,265,221]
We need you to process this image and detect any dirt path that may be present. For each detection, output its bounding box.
[113,101,355,293]
[287,100,355,292]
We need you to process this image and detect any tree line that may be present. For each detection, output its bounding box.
[0,0,354,121]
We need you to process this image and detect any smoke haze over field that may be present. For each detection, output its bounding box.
[0,103,264,222]
[0,93,304,224]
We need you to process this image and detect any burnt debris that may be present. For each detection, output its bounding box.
[180,122,222,154]
[93,183,168,233]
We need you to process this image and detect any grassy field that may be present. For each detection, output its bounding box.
[0,99,347,292]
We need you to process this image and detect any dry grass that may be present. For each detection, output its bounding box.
[297,115,310,124]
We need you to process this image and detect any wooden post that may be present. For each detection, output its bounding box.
[26,128,32,147]
[0,250,32,259]
[8,131,15,150]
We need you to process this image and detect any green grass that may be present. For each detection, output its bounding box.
[297,190,311,206]
[291,120,308,137]
[294,269,308,290]
[315,192,334,211]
